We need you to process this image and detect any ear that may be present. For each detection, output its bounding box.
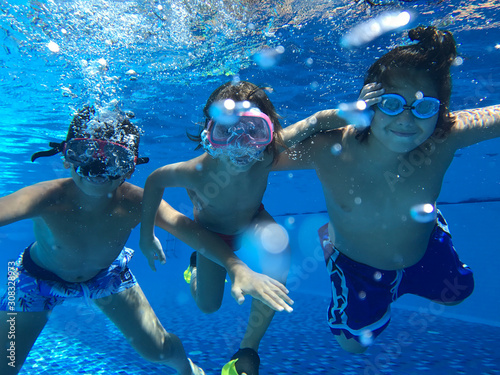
[124,166,136,180]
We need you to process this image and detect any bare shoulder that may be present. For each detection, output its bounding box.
[151,154,212,188]
[118,182,144,201]
[24,178,75,202]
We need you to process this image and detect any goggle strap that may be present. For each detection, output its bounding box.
[31,141,65,162]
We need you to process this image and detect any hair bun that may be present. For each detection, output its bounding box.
[408,26,457,65]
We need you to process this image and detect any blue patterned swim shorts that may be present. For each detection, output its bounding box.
[0,244,137,312]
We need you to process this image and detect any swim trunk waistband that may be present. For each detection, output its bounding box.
[22,244,106,284]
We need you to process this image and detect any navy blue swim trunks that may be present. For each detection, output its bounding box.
[318,211,474,346]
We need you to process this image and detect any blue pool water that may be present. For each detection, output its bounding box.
[1,0,499,374]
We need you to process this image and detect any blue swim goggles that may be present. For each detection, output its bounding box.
[377,94,440,119]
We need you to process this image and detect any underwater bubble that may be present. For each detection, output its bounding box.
[232,75,241,85]
[195,163,203,171]
[157,4,163,10]
[341,11,411,48]
[415,91,424,100]
[359,291,366,300]
[374,271,382,281]
[208,101,238,125]
[47,41,60,53]
[260,223,289,254]
[306,57,313,66]
[288,173,293,179]
[410,203,436,223]
[308,116,317,125]
[360,330,374,346]
[331,143,342,155]
[452,56,464,66]
[224,99,236,110]
[310,81,319,89]
[253,47,283,69]
[286,217,295,226]
[61,28,67,34]
[126,69,137,75]
[337,101,373,129]
[354,197,362,205]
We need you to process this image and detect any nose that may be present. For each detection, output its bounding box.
[231,125,245,135]
[396,109,416,127]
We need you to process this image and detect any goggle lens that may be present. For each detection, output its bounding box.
[208,110,274,148]
[63,138,136,178]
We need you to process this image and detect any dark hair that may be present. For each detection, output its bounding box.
[357,26,457,142]
[68,105,141,157]
[187,81,286,163]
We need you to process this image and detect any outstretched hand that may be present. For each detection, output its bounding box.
[358,82,384,107]
[139,235,167,271]
[229,265,294,313]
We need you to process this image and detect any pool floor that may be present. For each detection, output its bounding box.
[20,293,500,374]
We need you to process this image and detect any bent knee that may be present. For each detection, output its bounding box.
[335,334,368,354]
[134,332,179,363]
[196,300,222,314]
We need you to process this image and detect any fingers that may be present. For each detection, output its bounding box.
[359,82,384,107]
[260,290,294,313]
[157,248,167,265]
[148,256,157,272]
[241,282,294,313]
[230,287,246,305]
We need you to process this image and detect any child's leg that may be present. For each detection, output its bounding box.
[334,332,368,353]
[93,284,199,375]
[240,209,290,351]
[224,210,290,375]
[191,252,227,313]
[0,310,50,375]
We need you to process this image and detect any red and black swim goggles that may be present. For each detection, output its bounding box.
[63,138,138,179]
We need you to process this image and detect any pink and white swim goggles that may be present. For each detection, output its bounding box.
[206,108,274,149]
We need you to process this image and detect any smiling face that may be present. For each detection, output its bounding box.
[370,71,439,153]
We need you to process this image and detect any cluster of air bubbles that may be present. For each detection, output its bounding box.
[260,223,289,254]
[208,99,255,125]
[253,46,285,69]
[337,100,373,129]
[341,11,412,48]
[81,101,139,148]
[410,203,436,223]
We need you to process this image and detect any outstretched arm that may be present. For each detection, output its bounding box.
[448,104,500,150]
[0,181,59,227]
[280,83,383,148]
